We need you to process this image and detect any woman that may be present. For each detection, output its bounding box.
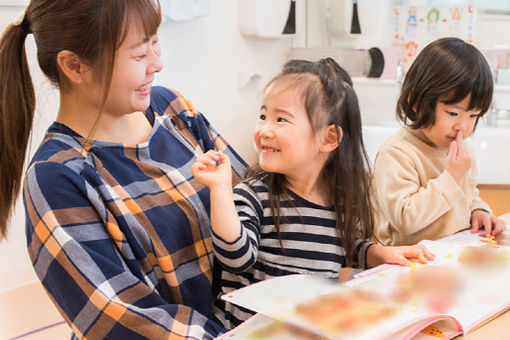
[0,1,246,338]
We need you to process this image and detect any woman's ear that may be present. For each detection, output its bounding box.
[320,125,343,153]
[56,50,92,84]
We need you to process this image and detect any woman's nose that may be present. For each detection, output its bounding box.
[149,46,163,74]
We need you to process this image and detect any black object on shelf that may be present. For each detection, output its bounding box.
[367,47,384,78]
[350,0,361,34]
[283,0,296,34]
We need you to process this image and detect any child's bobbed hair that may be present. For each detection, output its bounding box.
[250,58,374,265]
[397,37,493,129]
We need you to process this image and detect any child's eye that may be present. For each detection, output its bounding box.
[135,55,146,61]
[259,114,266,120]
[277,117,288,123]
[470,113,480,119]
[447,111,458,117]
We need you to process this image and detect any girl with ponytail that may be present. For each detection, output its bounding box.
[192,58,434,328]
[0,1,247,338]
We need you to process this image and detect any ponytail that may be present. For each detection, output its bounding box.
[0,18,35,238]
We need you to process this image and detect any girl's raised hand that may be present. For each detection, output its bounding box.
[366,244,435,268]
[446,131,471,183]
[191,150,232,189]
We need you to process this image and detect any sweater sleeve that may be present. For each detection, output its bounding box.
[24,162,223,340]
[373,146,465,236]
[211,183,263,273]
[352,239,374,270]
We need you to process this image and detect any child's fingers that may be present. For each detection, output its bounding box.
[404,245,432,264]
[191,162,205,176]
[418,244,435,260]
[491,217,506,235]
[204,151,221,162]
[471,217,480,233]
[447,140,458,160]
[196,157,216,168]
[217,151,231,165]
[477,213,492,236]
[456,134,467,157]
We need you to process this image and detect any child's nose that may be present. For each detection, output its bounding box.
[455,118,469,133]
[260,124,274,138]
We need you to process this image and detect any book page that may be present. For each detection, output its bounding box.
[220,227,510,339]
[346,228,510,335]
[216,313,326,340]
[221,274,449,340]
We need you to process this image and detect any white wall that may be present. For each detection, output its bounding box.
[0,1,294,291]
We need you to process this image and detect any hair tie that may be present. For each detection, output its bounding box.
[12,9,31,34]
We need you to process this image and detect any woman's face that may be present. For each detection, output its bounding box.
[98,20,163,117]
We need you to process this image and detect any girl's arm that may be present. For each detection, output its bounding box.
[192,151,241,242]
[192,151,260,273]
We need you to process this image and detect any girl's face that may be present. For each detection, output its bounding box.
[93,20,163,117]
[254,87,327,179]
[423,94,481,149]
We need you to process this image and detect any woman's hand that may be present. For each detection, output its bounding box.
[191,150,232,190]
[471,209,506,236]
[366,244,435,268]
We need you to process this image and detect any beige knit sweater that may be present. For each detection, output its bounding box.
[373,127,490,246]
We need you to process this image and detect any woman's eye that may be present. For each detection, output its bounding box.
[135,55,146,61]
[259,114,266,120]
[277,117,287,123]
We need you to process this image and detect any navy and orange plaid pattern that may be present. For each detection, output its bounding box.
[24,87,247,339]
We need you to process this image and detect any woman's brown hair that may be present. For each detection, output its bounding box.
[0,0,161,238]
[248,58,374,265]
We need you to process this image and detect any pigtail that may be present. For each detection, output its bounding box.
[317,58,374,266]
[0,16,35,238]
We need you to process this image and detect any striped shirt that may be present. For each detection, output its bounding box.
[212,177,373,328]
[24,86,247,340]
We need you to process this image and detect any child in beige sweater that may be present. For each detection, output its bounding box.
[373,38,506,246]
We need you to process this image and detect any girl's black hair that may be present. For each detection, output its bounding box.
[397,37,493,129]
[247,58,374,265]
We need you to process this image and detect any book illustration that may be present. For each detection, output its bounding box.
[295,289,400,335]
[419,323,445,338]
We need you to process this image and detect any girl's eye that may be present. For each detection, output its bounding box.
[135,55,146,61]
[259,114,266,120]
[447,111,458,117]
[470,113,480,119]
[277,117,287,123]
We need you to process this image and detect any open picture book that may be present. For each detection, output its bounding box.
[215,227,510,340]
